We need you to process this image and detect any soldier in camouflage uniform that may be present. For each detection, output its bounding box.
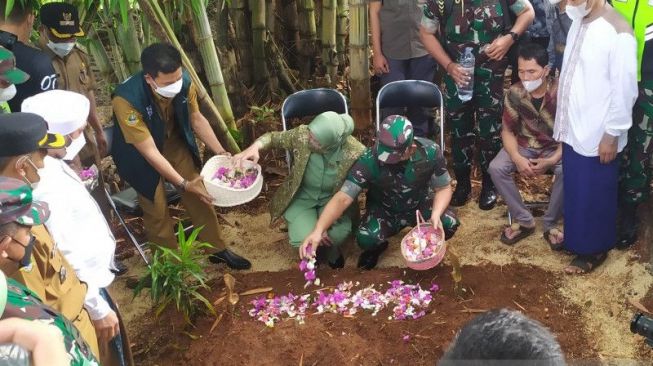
[0,178,98,365]
[419,0,534,210]
[613,0,653,249]
[300,116,459,270]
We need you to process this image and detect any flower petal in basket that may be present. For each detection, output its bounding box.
[200,155,264,207]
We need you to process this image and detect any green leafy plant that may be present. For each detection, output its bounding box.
[249,104,275,124]
[134,224,216,323]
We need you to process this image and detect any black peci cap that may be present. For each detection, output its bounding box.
[40,2,84,39]
[0,112,65,157]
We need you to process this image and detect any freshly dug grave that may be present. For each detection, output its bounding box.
[129,263,594,365]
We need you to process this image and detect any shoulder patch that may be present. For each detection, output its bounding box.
[126,111,138,126]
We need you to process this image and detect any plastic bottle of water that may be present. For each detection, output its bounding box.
[457,47,475,102]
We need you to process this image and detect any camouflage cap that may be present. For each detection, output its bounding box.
[0,46,29,85]
[374,115,414,164]
[0,177,49,227]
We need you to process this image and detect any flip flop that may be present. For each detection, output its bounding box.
[500,224,535,245]
[543,228,565,251]
[564,252,608,275]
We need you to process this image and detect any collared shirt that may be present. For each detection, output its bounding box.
[42,45,96,99]
[371,0,428,60]
[341,137,451,213]
[33,156,115,320]
[503,77,559,149]
[553,8,638,157]
[112,83,200,144]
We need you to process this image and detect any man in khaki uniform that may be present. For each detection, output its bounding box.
[0,112,99,359]
[38,2,107,163]
[111,43,251,270]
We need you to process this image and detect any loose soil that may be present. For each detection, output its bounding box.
[128,264,593,366]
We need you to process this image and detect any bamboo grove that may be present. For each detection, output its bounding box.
[5,0,373,152]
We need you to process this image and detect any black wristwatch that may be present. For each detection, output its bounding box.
[507,31,519,42]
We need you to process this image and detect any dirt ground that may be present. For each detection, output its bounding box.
[109,191,653,365]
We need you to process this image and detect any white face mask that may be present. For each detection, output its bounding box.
[22,157,40,190]
[0,84,17,102]
[63,134,86,161]
[47,41,75,58]
[523,78,543,92]
[548,0,562,4]
[566,1,591,21]
[153,78,183,99]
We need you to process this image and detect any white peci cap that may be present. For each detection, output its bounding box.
[21,89,90,135]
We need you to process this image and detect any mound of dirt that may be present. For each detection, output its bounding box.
[129,264,593,365]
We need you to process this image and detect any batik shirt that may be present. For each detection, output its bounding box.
[0,273,99,366]
[503,77,559,149]
[341,137,451,213]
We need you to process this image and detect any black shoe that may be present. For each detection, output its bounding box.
[316,247,345,269]
[329,255,345,269]
[451,168,471,207]
[110,260,129,276]
[616,203,639,250]
[357,241,388,270]
[209,249,252,270]
[478,172,497,210]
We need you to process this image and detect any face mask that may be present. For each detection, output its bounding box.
[17,235,35,269]
[0,84,16,102]
[63,134,86,161]
[523,78,543,92]
[548,0,562,4]
[21,157,40,190]
[47,41,75,58]
[153,78,183,99]
[566,2,591,21]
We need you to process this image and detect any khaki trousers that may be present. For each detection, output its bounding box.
[137,136,225,252]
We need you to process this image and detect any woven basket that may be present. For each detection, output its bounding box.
[200,155,263,207]
[400,210,447,271]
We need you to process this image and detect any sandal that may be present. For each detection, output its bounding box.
[500,224,535,245]
[543,228,565,251]
[564,252,608,275]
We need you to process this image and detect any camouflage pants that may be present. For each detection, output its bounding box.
[443,60,507,172]
[619,80,653,205]
[356,200,459,250]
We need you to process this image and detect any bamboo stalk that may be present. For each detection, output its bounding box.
[282,0,301,69]
[86,29,115,85]
[266,0,276,41]
[297,0,317,79]
[348,0,371,129]
[266,35,297,95]
[336,0,348,66]
[321,0,338,85]
[229,0,254,86]
[189,1,237,130]
[139,0,240,153]
[105,22,130,82]
[249,0,269,83]
[116,8,143,74]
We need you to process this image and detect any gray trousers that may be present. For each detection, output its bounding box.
[488,147,563,231]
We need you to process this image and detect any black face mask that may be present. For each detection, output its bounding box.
[13,235,35,269]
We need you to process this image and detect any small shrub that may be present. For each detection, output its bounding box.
[134,224,216,323]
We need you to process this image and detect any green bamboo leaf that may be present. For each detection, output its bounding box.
[4,0,14,20]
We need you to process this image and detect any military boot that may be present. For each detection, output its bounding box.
[478,172,497,210]
[616,202,639,249]
[451,168,471,207]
